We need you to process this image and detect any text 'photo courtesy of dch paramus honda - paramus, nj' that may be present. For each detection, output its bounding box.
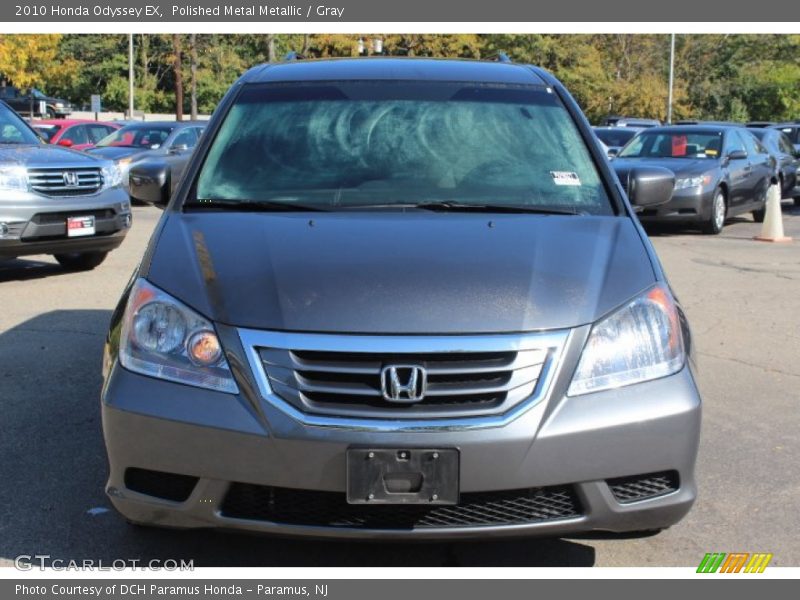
[101,57,701,540]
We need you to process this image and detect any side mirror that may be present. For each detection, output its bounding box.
[129,161,170,208]
[168,143,189,155]
[57,139,73,147]
[726,149,747,161]
[614,165,675,209]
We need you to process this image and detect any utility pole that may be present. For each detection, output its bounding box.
[173,34,183,121]
[190,34,198,120]
[128,34,134,119]
[667,33,675,124]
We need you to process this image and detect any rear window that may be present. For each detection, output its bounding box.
[194,81,612,214]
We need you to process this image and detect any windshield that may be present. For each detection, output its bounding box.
[0,106,43,144]
[96,125,174,149]
[594,128,638,148]
[618,130,723,159]
[194,82,612,214]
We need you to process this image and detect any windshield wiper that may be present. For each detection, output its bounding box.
[412,202,585,215]
[184,199,327,212]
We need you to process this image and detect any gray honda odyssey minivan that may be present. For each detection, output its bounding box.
[102,58,700,539]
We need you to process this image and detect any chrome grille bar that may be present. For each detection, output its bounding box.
[239,329,571,430]
[27,167,103,196]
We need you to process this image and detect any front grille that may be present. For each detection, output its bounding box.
[31,210,115,224]
[258,346,549,418]
[124,468,198,502]
[607,471,680,504]
[220,483,583,529]
[27,167,103,196]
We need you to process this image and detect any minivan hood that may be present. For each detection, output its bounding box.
[145,212,656,334]
[0,144,108,167]
[613,156,716,176]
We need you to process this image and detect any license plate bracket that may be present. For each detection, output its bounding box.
[66,215,96,237]
[346,448,459,505]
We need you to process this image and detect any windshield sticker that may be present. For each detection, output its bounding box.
[550,171,582,186]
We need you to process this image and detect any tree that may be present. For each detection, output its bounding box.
[0,34,78,114]
[190,34,198,120]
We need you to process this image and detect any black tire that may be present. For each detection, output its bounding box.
[702,189,726,235]
[753,208,766,223]
[54,251,108,271]
[794,197,800,207]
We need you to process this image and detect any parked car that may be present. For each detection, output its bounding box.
[614,125,775,234]
[103,57,700,540]
[0,101,131,270]
[31,119,122,151]
[0,86,73,118]
[88,121,205,192]
[603,116,661,128]
[593,126,642,157]
[746,121,775,128]
[747,127,800,203]
[769,122,800,153]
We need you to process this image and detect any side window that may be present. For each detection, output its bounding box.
[779,127,799,144]
[740,131,762,156]
[192,127,205,144]
[170,128,197,149]
[778,134,795,155]
[86,125,115,143]
[61,125,89,145]
[724,131,747,156]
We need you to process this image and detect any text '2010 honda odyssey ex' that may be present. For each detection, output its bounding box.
[102,58,700,539]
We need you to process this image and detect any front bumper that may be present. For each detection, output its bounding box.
[0,187,131,259]
[101,325,701,540]
[638,186,713,223]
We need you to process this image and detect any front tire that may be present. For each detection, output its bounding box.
[54,251,108,271]
[703,189,726,235]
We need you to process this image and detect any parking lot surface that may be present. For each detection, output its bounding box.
[1,205,798,567]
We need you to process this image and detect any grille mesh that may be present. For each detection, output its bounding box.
[220,483,582,529]
[607,471,679,504]
[124,468,198,502]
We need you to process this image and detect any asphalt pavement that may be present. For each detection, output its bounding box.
[1,203,798,567]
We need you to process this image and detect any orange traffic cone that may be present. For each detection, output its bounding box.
[754,183,792,243]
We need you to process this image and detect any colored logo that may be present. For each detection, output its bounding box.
[697,552,772,573]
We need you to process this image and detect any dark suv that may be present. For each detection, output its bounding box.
[103,58,700,540]
[0,86,73,118]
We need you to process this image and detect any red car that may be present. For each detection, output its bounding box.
[31,119,122,151]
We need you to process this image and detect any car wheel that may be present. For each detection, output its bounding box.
[795,196,800,207]
[703,189,726,235]
[54,251,108,271]
[752,207,766,223]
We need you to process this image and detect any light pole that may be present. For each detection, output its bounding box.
[128,34,134,119]
[667,33,675,124]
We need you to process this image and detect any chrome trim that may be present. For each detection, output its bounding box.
[238,328,571,432]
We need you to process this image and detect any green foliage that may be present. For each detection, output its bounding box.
[3,34,798,122]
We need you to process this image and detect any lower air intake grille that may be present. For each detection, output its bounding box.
[607,471,679,504]
[124,468,198,502]
[220,484,582,529]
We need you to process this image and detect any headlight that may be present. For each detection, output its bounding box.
[674,174,712,190]
[55,102,64,108]
[0,166,28,192]
[101,164,122,189]
[119,278,239,394]
[568,285,685,396]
